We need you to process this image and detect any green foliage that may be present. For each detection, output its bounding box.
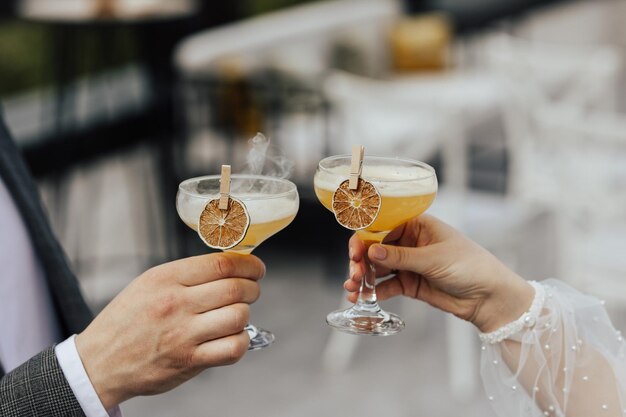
[0,0,319,97]
[0,20,137,98]
[0,21,53,96]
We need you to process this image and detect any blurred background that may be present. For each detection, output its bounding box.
[2,0,626,415]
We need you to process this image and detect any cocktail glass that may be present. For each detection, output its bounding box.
[314,155,437,335]
[177,174,299,349]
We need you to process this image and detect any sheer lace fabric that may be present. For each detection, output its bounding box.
[481,279,626,417]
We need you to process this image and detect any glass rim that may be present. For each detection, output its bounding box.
[317,155,436,182]
[178,174,298,200]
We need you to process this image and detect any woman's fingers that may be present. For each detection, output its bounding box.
[346,274,420,303]
[348,223,408,263]
[348,234,366,262]
[345,258,393,291]
[368,243,438,276]
[382,223,406,245]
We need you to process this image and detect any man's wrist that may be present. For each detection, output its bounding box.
[75,331,125,411]
[55,335,122,417]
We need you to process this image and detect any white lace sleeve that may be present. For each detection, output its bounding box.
[480,279,626,417]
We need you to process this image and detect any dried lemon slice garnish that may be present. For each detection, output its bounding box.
[198,197,250,250]
[332,178,381,230]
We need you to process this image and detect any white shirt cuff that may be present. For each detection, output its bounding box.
[55,335,122,417]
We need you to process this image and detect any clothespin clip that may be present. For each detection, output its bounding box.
[349,145,364,190]
[219,165,231,210]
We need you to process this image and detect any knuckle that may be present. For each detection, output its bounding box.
[251,283,260,302]
[224,335,248,364]
[213,254,235,278]
[394,247,408,268]
[150,292,178,319]
[258,262,266,279]
[138,265,163,286]
[251,257,266,279]
[228,304,250,330]
[183,349,197,369]
[226,280,244,302]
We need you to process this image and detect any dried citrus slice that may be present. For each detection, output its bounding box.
[332,178,381,230]
[198,197,250,250]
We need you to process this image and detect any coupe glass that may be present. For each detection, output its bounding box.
[314,155,437,335]
[177,174,299,349]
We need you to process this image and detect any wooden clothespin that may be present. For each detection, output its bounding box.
[219,165,231,210]
[349,145,364,190]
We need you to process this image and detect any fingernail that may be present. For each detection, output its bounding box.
[371,245,387,260]
[349,247,354,259]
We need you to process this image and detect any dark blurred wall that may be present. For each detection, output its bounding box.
[242,0,319,16]
[192,2,240,28]
[0,1,15,17]
[404,0,573,32]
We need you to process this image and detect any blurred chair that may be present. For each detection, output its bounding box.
[173,0,401,182]
[480,33,624,112]
[477,2,626,303]
[495,0,626,231]
[322,69,507,192]
[518,105,626,302]
[478,0,626,115]
[174,0,398,78]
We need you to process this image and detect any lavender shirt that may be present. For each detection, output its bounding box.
[0,177,61,370]
[0,178,121,416]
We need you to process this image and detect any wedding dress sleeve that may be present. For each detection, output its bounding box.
[480,279,626,417]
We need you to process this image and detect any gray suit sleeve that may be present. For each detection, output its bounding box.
[0,345,86,417]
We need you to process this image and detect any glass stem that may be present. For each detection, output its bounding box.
[355,247,380,312]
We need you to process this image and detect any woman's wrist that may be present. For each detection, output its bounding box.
[478,281,545,344]
[473,273,535,333]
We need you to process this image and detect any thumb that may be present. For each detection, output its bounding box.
[368,243,432,275]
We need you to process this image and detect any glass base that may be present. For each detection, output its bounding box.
[326,303,405,336]
[245,324,275,350]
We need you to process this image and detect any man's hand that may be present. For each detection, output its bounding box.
[75,252,265,409]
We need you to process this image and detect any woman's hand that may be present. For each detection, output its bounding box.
[346,215,534,333]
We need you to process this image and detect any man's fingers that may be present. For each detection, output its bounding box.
[192,331,250,367]
[174,253,266,286]
[191,303,250,344]
[186,278,260,313]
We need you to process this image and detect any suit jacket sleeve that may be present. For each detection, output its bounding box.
[0,345,85,417]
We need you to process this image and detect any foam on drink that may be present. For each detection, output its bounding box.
[178,193,298,230]
[314,164,437,196]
